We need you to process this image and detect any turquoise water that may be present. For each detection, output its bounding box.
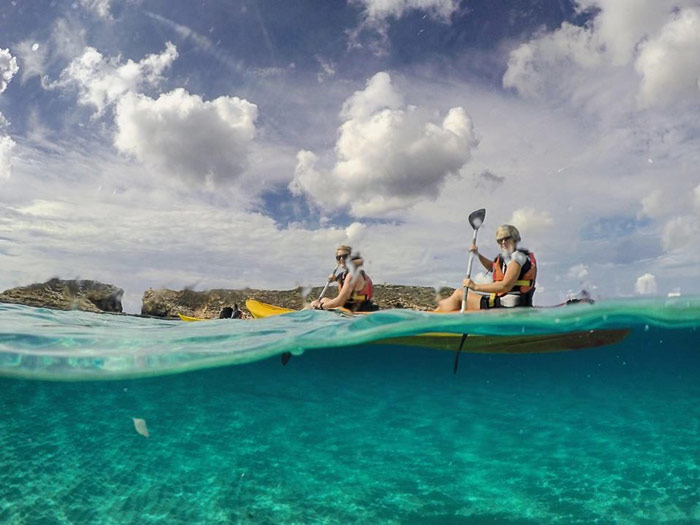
[1,298,699,523]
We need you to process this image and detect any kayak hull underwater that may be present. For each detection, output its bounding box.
[243,299,630,354]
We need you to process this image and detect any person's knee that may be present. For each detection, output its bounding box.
[436,295,458,312]
[435,297,452,312]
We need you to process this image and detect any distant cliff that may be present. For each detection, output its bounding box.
[0,278,123,313]
[0,279,454,317]
[141,284,454,319]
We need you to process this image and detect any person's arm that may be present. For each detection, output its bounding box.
[470,244,493,272]
[319,273,363,309]
[464,261,521,294]
[310,271,340,308]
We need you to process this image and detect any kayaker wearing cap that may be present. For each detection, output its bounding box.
[310,245,376,312]
[436,224,537,312]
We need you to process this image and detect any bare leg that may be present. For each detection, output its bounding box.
[435,288,483,312]
[435,289,461,312]
[464,291,482,311]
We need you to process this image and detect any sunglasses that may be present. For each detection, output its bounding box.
[496,236,513,244]
[336,253,349,261]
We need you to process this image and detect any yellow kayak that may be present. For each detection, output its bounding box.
[246,300,295,318]
[178,313,205,322]
[244,299,630,354]
[245,299,357,318]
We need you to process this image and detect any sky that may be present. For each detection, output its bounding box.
[1,0,699,313]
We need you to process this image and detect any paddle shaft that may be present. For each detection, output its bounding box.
[318,265,340,300]
[460,228,480,313]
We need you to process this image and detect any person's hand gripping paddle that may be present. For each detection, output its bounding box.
[316,264,340,306]
[454,208,486,374]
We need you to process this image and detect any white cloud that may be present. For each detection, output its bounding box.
[0,135,15,180]
[503,22,604,99]
[341,70,403,119]
[345,222,367,244]
[114,89,258,184]
[145,12,244,73]
[12,200,70,218]
[348,0,460,54]
[566,263,589,281]
[508,208,554,235]
[0,48,19,93]
[639,189,664,218]
[662,215,700,252]
[290,72,478,217]
[52,17,89,58]
[635,272,657,295]
[316,55,336,83]
[79,0,112,19]
[635,8,700,108]
[639,183,700,220]
[354,0,460,22]
[13,40,46,83]
[503,1,700,109]
[576,0,678,65]
[13,18,88,85]
[54,42,178,114]
[0,49,17,180]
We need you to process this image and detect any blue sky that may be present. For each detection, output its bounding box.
[1,0,699,312]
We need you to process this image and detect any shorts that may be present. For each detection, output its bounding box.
[480,294,501,309]
[480,294,527,309]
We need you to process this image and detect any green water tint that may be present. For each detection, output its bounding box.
[2,327,699,523]
[0,297,699,380]
[1,300,699,523]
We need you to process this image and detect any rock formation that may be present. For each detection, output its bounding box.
[141,284,454,319]
[0,278,124,313]
[1,278,453,318]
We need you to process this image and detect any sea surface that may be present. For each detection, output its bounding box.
[1,297,699,524]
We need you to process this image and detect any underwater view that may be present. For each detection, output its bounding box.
[1,298,699,523]
[3,0,700,522]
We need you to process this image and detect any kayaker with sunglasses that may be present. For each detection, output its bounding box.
[310,245,376,312]
[436,224,537,312]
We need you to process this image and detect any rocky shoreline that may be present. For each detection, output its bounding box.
[0,279,124,313]
[0,279,455,318]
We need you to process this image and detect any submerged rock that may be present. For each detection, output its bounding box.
[0,278,124,313]
[132,418,149,438]
[141,284,454,319]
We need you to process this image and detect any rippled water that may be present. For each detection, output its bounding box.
[1,298,698,523]
[1,297,698,380]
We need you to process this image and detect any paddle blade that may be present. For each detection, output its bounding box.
[468,208,486,230]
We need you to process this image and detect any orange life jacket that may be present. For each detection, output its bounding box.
[492,250,537,297]
[337,269,373,305]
